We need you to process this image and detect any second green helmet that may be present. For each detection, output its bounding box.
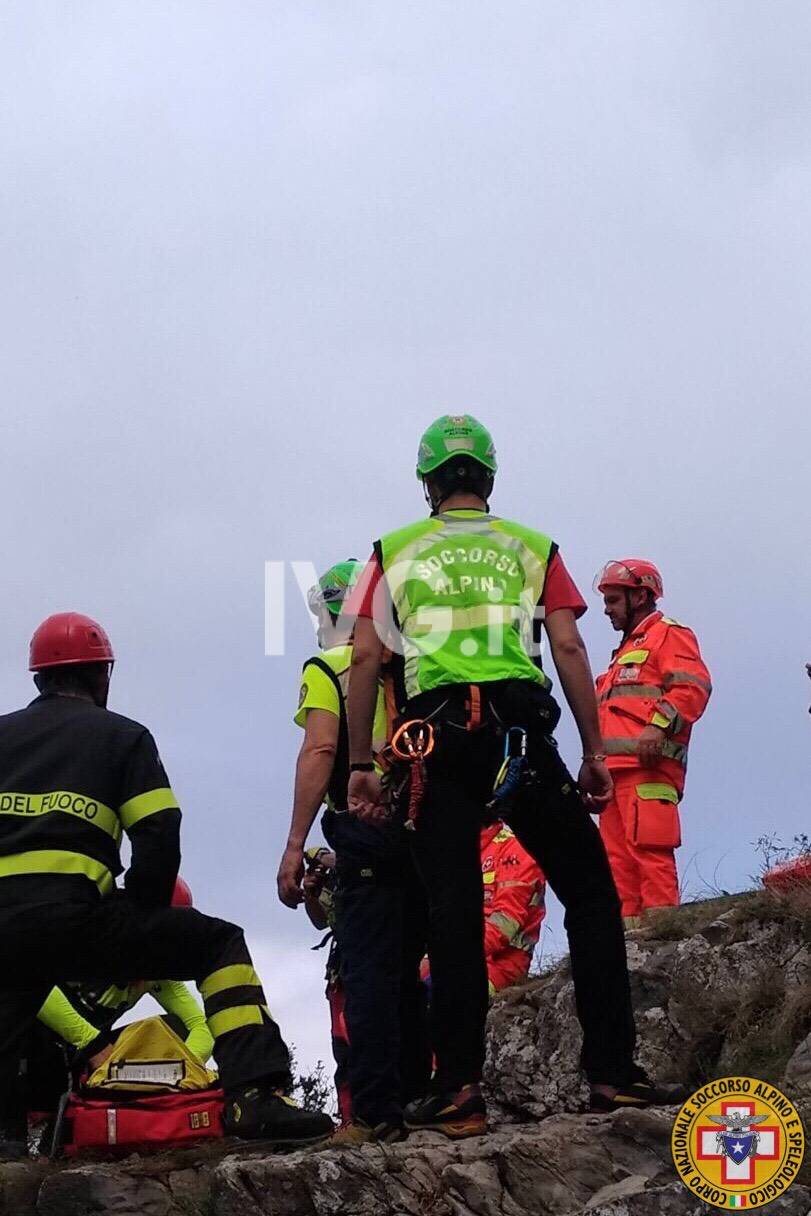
[307,559,364,618]
[416,414,497,480]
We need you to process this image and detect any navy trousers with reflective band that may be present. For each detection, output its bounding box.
[323,811,431,1126]
[0,897,290,1130]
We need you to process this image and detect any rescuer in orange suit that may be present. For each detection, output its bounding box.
[480,823,545,994]
[594,560,712,925]
[420,824,545,998]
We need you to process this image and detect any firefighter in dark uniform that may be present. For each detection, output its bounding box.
[0,612,332,1157]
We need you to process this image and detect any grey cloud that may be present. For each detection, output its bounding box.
[1,1,808,1070]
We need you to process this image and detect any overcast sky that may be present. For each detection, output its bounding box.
[1,2,809,1077]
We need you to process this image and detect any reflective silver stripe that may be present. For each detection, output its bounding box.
[486,911,521,941]
[602,737,687,764]
[512,929,540,954]
[663,670,712,693]
[409,603,520,635]
[598,684,661,704]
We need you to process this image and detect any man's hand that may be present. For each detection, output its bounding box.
[348,770,388,823]
[578,757,614,811]
[88,1043,114,1071]
[277,844,305,908]
[637,724,666,768]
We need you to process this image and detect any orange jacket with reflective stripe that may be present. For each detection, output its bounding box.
[481,824,545,993]
[595,611,711,796]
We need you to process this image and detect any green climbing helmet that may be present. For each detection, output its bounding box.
[415,414,497,480]
[307,558,364,617]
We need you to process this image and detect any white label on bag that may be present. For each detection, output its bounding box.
[107,1108,117,1145]
[109,1061,185,1085]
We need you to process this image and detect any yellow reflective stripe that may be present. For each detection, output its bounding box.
[200,965,262,1000]
[617,650,649,665]
[0,791,121,842]
[0,850,114,893]
[663,670,712,692]
[598,684,661,703]
[207,1005,264,1039]
[119,788,179,830]
[650,712,671,730]
[636,783,679,804]
[98,985,131,1009]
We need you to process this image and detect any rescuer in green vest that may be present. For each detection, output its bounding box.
[277,560,430,1143]
[346,414,661,1136]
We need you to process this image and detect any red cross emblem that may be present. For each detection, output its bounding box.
[695,1101,780,1185]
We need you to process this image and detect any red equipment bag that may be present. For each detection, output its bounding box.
[763,854,811,893]
[63,1088,224,1156]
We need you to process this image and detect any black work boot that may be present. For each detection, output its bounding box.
[223,1084,334,1145]
[404,1083,487,1139]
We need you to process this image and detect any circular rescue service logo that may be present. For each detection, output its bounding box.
[671,1077,805,1210]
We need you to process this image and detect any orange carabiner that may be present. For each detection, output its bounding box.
[390,719,435,763]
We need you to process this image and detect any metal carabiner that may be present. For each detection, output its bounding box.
[391,719,435,763]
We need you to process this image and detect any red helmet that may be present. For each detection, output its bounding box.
[29,613,115,672]
[171,877,194,908]
[594,559,664,601]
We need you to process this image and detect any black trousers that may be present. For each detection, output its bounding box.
[0,896,290,1133]
[406,682,637,1092]
[323,811,431,1126]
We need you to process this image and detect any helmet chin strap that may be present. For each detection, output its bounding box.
[622,589,650,640]
[622,590,634,640]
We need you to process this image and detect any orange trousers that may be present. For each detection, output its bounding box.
[599,769,681,918]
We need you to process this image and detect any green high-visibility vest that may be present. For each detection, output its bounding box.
[376,509,555,700]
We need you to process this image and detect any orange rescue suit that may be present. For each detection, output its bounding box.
[595,611,711,916]
[480,824,545,994]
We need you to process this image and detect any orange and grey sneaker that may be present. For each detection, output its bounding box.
[330,1119,406,1147]
[403,1084,487,1139]
[223,1084,334,1145]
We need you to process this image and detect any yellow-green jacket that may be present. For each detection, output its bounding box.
[37,980,213,1063]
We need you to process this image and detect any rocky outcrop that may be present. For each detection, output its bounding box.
[484,892,811,1123]
[5,891,810,1215]
[784,1032,811,1101]
[211,1109,808,1216]
[12,1109,811,1216]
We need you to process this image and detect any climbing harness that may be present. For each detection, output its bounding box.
[390,719,435,831]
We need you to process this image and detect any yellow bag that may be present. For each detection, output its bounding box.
[86,1016,218,1093]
